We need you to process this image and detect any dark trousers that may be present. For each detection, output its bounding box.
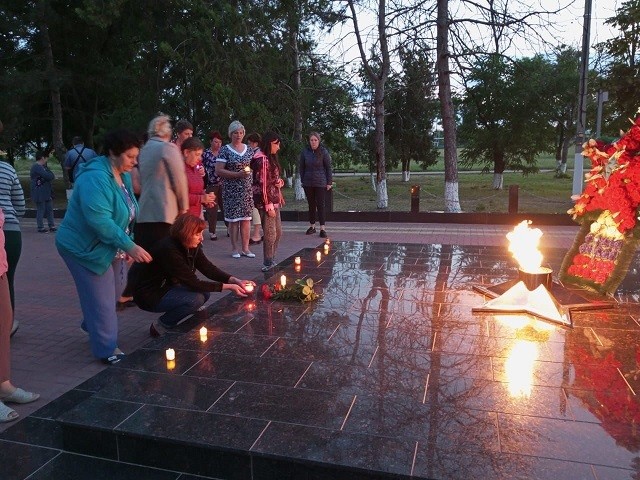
[303,186,327,226]
[205,184,226,234]
[35,200,55,230]
[3,230,21,312]
[152,286,210,327]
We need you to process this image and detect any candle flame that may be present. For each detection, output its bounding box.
[506,220,544,273]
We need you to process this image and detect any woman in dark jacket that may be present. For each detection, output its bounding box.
[251,131,284,271]
[298,131,332,238]
[129,213,253,336]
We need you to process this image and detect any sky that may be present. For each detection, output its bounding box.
[317,0,623,70]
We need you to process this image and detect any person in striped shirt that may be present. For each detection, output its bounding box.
[0,154,25,338]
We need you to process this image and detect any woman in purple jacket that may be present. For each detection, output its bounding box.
[298,132,332,238]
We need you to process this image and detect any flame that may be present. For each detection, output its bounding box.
[506,220,544,273]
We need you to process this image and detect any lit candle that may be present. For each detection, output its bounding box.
[165,348,175,361]
[316,251,321,262]
[244,166,251,173]
[323,244,329,254]
[280,274,287,288]
[245,283,254,293]
[199,326,207,337]
[294,256,301,265]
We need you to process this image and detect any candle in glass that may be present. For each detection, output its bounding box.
[165,348,175,361]
[245,283,254,293]
[280,274,287,288]
[294,256,301,265]
[316,251,321,262]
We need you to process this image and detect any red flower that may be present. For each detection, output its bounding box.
[261,284,273,299]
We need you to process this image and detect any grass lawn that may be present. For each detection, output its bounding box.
[12,154,579,215]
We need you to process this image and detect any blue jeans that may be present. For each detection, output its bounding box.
[36,199,55,230]
[151,286,210,327]
[60,252,117,359]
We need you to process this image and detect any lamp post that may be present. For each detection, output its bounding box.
[595,90,608,138]
[572,0,592,197]
[410,185,420,214]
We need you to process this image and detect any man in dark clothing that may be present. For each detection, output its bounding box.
[64,136,97,185]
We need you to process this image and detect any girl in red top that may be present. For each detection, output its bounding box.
[181,137,215,218]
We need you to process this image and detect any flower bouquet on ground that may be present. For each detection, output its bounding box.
[560,109,640,295]
[261,278,319,302]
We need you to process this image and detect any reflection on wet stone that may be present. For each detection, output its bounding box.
[9,240,640,479]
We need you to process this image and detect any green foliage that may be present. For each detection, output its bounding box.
[459,54,565,175]
[385,45,440,171]
[594,0,640,133]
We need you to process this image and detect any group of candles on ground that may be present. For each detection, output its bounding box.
[164,238,331,366]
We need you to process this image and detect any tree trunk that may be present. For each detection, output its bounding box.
[376,178,388,209]
[374,78,388,208]
[436,0,461,213]
[493,152,505,189]
[492,173,504,189]
[294,176,305,200]
[401,157,410,182]
[289,22,305,201]
[347,0,389,209]
[39,0,65,167]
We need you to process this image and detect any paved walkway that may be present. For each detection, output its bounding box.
[2,218,579,433]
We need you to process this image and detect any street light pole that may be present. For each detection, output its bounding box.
[572,0,592,196]
[596,90,609,138]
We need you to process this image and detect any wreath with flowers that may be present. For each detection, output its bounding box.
[559,109,640,295]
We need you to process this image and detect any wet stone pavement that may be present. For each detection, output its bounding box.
[2,239,640,479]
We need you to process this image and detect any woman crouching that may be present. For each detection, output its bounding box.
[129,213,254,336]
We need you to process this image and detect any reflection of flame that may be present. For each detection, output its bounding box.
[507,220,544,273]
[505,340,538,398]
